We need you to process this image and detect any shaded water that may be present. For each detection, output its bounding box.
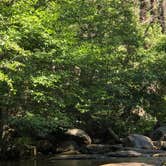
[0,157,166,166]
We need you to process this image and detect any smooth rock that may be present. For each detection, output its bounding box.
[124,134,154,149]
[65,128,92,145]
[84,144,121,154]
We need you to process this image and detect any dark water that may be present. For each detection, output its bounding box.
[0,157,166,166]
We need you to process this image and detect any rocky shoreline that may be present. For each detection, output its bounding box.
[1,127,166,163]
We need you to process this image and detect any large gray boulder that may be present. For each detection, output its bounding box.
[124,134,154,149]
[65,128,92,145]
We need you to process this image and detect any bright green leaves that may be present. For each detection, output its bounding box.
[0,61,25,72]
[10,111,73,137]
[9,0,60,53]
[155,35,166,52]
[32,74,61,88]
[0,71,13,90]
[0,0,165,136]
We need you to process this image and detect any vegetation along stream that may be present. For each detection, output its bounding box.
[0,0,166,165]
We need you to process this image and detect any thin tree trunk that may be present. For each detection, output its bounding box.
[140,0,150,22]
[150,0,159,22]
[108,127,122,143]
[159,0,166,33]
[0,109,3,144]
[0,107,8,145]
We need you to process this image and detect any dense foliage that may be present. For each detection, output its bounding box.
[0,0,166,139]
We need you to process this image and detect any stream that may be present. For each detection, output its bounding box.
[0,156,166,166]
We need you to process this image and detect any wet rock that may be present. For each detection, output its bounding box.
[65,128,92,145]
[123,147,164,154]
[153,152,166,157]
[83,144,123,154]
[84,144,111,154]
[124,134,154,149]
[106,150,143,157]
[153,140,166,150]
[60,149,80,155]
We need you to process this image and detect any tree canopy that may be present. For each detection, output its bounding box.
[0,0,166,139]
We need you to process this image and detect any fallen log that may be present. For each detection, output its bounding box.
[108,128,121,143]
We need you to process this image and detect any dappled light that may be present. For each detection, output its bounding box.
[0,0,166,165]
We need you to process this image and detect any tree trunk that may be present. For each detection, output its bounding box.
[140,0,150,22]
[0,109,3,144]
[159,0,166,33]
[0,107,8,145]
[108,128,122,143]
[150,0,159,22]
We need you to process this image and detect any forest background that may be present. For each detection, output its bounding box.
[0,0,166,144]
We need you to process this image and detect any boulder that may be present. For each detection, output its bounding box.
[153,140,166,150]
[84,144,112,154]
[83,144,123,154]
[124,134,154,149]
[151,126,166,141]
[65,128,92,145]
